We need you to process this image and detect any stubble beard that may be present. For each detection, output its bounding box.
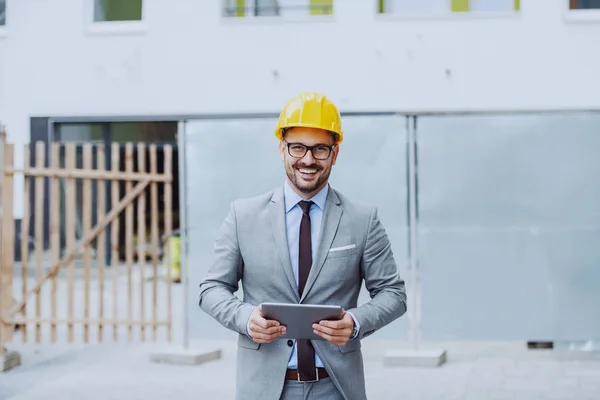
[286,162,330,195]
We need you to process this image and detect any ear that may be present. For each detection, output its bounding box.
[279,141,286,162]
[331,145,340,166]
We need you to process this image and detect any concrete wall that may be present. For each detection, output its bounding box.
[1,0,600,215]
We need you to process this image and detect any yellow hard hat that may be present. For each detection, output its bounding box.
[275,92,344,144]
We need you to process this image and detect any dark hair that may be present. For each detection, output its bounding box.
[281,127,339,145]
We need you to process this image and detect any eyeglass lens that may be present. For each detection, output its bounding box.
[288,143,332,160]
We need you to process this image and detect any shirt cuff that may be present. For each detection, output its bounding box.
[347,311,360,340]
[246,306,256,338]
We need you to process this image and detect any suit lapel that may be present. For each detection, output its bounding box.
[300,189,343,303]
[268,187,300,301]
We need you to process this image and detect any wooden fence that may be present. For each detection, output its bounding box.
[0,128,175,352]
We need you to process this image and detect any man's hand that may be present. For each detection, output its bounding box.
[312,310,355,346]
[248,305,286,344]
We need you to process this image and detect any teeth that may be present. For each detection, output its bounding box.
[299,169,317,174]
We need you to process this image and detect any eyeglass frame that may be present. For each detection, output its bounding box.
[283,141,336,160]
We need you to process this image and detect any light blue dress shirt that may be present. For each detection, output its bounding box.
[247,181,360,370]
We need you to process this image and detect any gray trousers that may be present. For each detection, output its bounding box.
[279,377,344,400]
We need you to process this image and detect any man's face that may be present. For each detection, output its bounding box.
[279,127,339,199]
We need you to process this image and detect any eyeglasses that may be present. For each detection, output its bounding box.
[284,141,335,160]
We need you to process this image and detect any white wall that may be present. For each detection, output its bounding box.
[1,0,600,216]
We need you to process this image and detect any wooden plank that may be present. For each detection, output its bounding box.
[34,141,45,343]
[1,141,15,345]
[65,143,76,342]
[82,144,92,343]
[111,143,120,341]
[96,145,106,342]
[6,167,170,182]
[149,144,159,341]
[19,145,30,342]
[137,143,147,341]
[164,145,173,342]
[50,143,60,343]
[125,143,134,341]
[9,178,152,319]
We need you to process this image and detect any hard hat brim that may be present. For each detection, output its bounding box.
[275,123,344,144]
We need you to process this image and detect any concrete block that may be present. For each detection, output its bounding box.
[150,347,222,366]
[1,349,21,372]
[383,348,447,368]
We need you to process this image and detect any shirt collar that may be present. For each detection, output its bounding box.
[284,180,329,214]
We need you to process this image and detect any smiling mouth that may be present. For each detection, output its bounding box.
[298,168,317,175]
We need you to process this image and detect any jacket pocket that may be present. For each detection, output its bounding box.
[238,333,260,350]
[338,338,361,354]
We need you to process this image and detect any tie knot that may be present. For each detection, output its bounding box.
[298,200,313,215]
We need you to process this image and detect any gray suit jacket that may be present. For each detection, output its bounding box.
[198,185,407,400]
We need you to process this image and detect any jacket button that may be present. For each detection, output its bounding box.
[287,340,293,347]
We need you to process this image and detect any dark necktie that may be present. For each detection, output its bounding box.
[297,200,316,380]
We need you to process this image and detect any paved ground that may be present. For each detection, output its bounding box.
[2,262,600,399]
[2,338,600,399]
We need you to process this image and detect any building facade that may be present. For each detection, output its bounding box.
[1,0,600,345]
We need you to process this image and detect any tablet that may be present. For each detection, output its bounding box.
[260,302,344,340]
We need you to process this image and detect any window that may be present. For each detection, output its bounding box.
[94,0,143,22]
[0,0,6,26]
[377,0,520,14]
[56,122,177,144]
[224,0,334,17]
[109,122,177,143]
[570,0,600,9]
[56,123,105,143]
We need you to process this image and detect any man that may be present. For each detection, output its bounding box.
[198,92,407,400]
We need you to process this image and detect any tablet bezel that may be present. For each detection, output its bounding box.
[260,302,344,341]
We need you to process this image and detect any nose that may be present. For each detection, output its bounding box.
[301,148,316,164]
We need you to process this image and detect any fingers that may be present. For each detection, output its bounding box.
[251,326,286,343]
[316,313,352,330]
[312,328,350,345]
[251,315,280,330]
[250,321,285,336]
[312,312,354,345]
[312,322,351,338]
[249,306,286,343]
[317,319,345,329]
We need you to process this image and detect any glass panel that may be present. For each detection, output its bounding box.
[572,0,600,9]
[0,0,6,26]
[417,112,600,341]
[277,0,310,16]
[470,0,515,11]
[109,121,177,143]
[184,115,409,341]
[382,0,448,15]
[256,0,279,15]
[94,0,143,22]
[56,123,105,143]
